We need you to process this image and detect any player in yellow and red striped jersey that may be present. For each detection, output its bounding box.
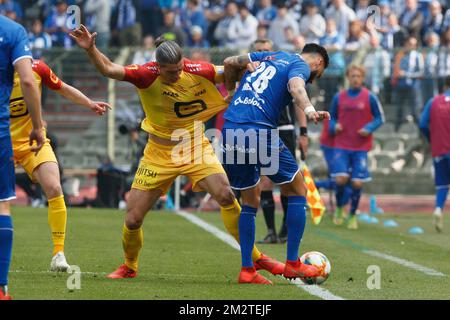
[70,24,284,284]
[10,59,110,272]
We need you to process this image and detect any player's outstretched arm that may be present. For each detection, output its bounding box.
[14,58,45,153]
[289,77,329,124]
[57,83,110,116]
[69,24,125,80]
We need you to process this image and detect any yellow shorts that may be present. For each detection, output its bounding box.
[131,136,225,194]
[13,139,57,181]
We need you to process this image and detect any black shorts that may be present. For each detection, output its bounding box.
[279,129,296,158]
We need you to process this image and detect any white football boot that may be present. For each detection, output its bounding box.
[432,208,444,233]
[50,252,70,272]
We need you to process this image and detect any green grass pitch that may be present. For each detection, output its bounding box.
[7,206,450,300]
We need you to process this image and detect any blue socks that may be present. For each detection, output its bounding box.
[239,205,257,268]
[436,187,449,209]
[336,183,354,209]
[350,187,362,216]
[286,196,307,262]
[336,184,347,207]
[0,215,13,287]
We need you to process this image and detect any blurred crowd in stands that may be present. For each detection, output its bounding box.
[2,0,450,130]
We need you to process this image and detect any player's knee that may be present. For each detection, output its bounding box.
[241,192,260,208]
[44,183,63,199]
[216,187,235,207]
[125,211,144,229]
[335,176,348,186]
[351,181,363,189]
[0,202,11,215]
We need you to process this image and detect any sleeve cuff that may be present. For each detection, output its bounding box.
[12,55,33,66]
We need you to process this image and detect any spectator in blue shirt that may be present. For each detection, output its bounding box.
[44,0,72,48]
[319,18,346,107]
[29,19,52,59]
[255,0,276,28]
[179,0,208,37]
[111,0,142,46]
[423,1,444,39]
[381,13,408,50]
[0,0,23,21]
[399,0,424,43]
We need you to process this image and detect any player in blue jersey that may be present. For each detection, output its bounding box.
[0,15,45,300]
[222,44,330,284]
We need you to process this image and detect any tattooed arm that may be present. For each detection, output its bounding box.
[223,54,251,96]
[289,77,330,123]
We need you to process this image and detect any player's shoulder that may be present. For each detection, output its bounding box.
[124,61,159,88]
[0,16,26,38]
[183,58,214,73]
[183,58,216,81]
[126,61,159,74]
[0,15,21,31]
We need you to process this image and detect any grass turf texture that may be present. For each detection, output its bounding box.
[8,207,450,300]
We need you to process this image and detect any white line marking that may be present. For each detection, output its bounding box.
[176,210,345,300]
[10,270,213,279]
[10,270,107,276]
[362,250,445,277]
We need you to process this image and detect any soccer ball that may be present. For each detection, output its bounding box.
[300,251,331,285]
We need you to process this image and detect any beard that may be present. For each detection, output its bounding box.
[307,70,318,84]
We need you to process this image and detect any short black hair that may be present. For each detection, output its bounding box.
[301,43,329,69]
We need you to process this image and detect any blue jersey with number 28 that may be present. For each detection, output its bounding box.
[223,51,311,128]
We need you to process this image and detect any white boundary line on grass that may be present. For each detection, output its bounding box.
[362,250,445,277]
[175,210,345,300]
[10,270,107,275]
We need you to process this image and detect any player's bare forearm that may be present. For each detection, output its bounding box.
[292,83,313,112]
[294,104,307,128]
[223,54,250,92]
[58,83,92,108]
[86,45,125,80]
[58,83,110,115]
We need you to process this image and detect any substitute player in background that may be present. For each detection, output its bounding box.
[330,65,385,230]
[69,25,284,283]
[249,39,309,244]
[10,59,110,271]
[0,15,45,300]
[222,44,330,283]
[419,75,450,233]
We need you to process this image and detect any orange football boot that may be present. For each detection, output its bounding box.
[107,264,137,279]
[283,258,321,279]
[238,267,273,285]
[254,253,285,275]
[0,287,12,300]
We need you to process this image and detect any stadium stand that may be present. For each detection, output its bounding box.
[4,0,449,200]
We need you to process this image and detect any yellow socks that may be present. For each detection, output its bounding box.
[122,224,143,271]
[48,195,67,256]
[220,198,262,261]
